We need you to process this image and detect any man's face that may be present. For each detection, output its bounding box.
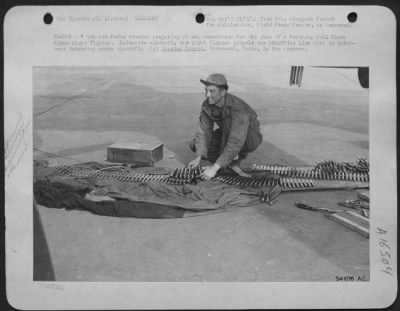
[205,85,226,105]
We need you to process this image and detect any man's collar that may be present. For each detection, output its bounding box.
[222,93,233,107]
[215,93,230,108]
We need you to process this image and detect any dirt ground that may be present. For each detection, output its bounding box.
[33,66,369,281]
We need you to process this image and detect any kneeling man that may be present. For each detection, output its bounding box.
[189,73,263,180]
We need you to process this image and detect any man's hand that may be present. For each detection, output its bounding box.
[200,163,221,180]
[188,156,202,169]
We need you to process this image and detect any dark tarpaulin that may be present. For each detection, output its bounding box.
[91,178,259,211]
[33,162,260,219]
[34,180,185,219]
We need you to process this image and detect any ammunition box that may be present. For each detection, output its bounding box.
[107,141,163,165]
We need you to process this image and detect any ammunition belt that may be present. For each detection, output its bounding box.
[215,175,314,189]
[53,164,190,185]
[251,164,369,182]
[53,162,368,188]
[314,159,369,173]
[170,167,202,179]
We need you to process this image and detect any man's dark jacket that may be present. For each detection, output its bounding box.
[194,93,262,167]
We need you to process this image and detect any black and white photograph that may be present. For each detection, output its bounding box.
[32,66,371,282]
[4,5,397,310]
